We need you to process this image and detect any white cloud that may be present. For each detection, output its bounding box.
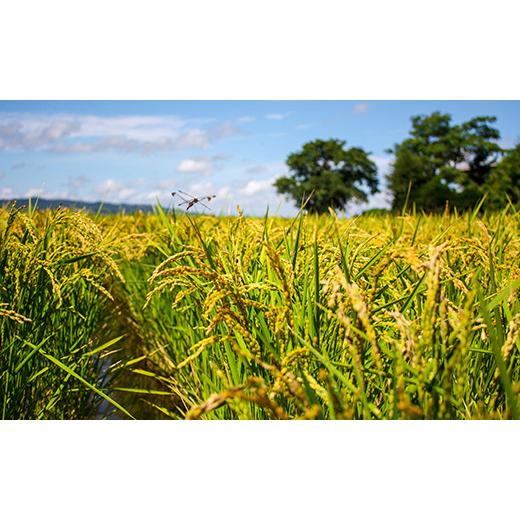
[93,179,139,203]
[371,155,393,174]
[0,113,239,154]
[187,181,214,195]
[0,120,80,150]
[7,114,186,140]
[244,165,268,175]
[244,161,288,178]
[295,123,311,130]
[118,188,138,201]
[25,187,44,198]
[23,187,72,200]
[174,129,209,150]
[353,103,369,113]
[154,178,175,190]
[0,186,13,198]
[95,179,123,195]
[265,112,290,120]
[51,142,97,153]
[177,158,213,174]
[176,154,229,174]
[52,135,189,154]
[67,175,90,191]
[142,191,175,207]
[216,186,232,200]
[350,189,392,215]
[209,121,241,139]
[498,137,514,150]
[239,179,274,196]
[145,191,159,200]
[74,115,186,141]
[234,181,294,217]
[236,116,255,124]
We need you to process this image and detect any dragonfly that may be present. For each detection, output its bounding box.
[171,190,216,211]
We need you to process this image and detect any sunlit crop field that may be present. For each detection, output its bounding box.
[1,203,519,419]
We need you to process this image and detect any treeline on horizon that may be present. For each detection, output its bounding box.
[275,111,520,214]
[0,198,156,215]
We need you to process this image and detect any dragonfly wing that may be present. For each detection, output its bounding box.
[198,201,212,211]
[175,193,191,203]
[179,190,196,200]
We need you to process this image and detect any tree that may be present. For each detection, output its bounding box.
[387,112,503,211]
[484,143,520,208]
[274,139,379,214]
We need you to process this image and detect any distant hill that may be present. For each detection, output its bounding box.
[0,198,159,214]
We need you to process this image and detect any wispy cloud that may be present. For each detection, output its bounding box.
[243,161,287,177]
[0,186,12,198]
[94,179,138,203]
[209,121,241,140]
[23,187,73,200]
[177,158,212,174]
[67,175,90,191]
[498,137,514,150]
[174,129,209,150]
[353,103,369,113]
[176,154,229,174]
[216,185,232,200]
[0,120,80,150]
[265,112,290,120]
[244,165,268,175]
[239,178,274,196]
[236,116,255,124]
[52,131,211,154]
[234,179,293,216]
[24,187,45,198]
[0,114,241,154]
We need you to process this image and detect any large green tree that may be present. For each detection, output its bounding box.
[387,112,503,211]
[274,139,379,214]
[485,143,520,208]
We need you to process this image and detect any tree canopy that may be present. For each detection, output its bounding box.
[485,143,520,209]
[387,112,504,211]
[274,138,379,214]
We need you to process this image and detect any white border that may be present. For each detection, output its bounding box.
[1,1,519,99]
[1,2,519,518]
[0,421,518,519]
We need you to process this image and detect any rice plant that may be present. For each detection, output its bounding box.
[120,204,520,419]
[0,204,132,419]
[2,202,519,419]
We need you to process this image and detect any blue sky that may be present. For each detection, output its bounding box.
[1,100,519,216]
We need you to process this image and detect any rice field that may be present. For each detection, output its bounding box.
[1,202,519,419]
